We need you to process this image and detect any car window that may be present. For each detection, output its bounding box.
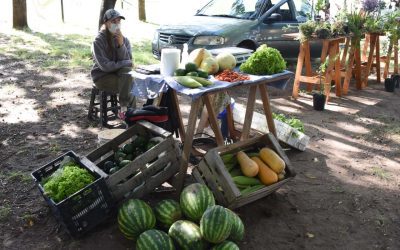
[270,0,294,21]
[197,0,269,19]
[293,0,311,22]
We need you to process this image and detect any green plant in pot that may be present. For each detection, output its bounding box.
[383,9,400,44]
[364,16,385,34]
[315,23,332,39]
[299,20,316,42]
[313,57,330,111]
[330,20,348,37]
[346,10,367,41]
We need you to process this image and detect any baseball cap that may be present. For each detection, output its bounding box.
[103,9,125,22]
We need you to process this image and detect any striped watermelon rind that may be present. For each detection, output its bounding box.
[118,199,156,240]
[154,199,182,228]
[200,205,233,244]
[168,220,206,250]
[180,183,215,221]
[136,229,175,250]
[211,240,240,250]
[226,209,245,242]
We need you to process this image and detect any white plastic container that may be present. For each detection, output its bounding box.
[160,48,180,76]
[97,129,126,146]
[97,129,125,160]
[180,43,189,67]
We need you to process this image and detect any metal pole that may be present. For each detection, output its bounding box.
[61,0,64,23]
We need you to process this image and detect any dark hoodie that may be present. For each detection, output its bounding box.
[90,29,133,82]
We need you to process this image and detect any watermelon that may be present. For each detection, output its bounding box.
[226,209,245,242]
[154,199,182,228]
[200,205,233,244]
[180,183,215,221]
[118,199,156,240]
[211,240,239,250]
[168,220,206,250]
[136,229,175,250]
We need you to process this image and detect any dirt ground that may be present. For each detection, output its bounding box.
[1,38,400,249]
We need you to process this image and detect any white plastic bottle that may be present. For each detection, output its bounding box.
[180,43,189,67]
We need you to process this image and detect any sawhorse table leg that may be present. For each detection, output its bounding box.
[175,98,202,193]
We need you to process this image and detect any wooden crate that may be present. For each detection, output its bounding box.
[86,121,181,202]
[192,133,296,209]
[232,105,309,151]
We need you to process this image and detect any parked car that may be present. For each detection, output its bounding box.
[152,0,321,59]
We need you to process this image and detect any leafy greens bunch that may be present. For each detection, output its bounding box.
[273,113,305,133]
[42,157,95,203]
[240,44,286,75]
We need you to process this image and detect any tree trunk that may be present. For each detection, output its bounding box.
[13,0,28,30]
[138,0,146,22]
[98,0,117,30]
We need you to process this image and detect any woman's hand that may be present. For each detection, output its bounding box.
[115,29,124,47]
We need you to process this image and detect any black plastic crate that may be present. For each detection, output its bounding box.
[31,151,114,238]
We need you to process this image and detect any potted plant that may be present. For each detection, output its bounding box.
[385,73,400,92]
[346,10,367,41]
[299,20,316,42]
[330,20,347,37]
[315,22,332,39]
[362,0,386,34]
[313,58,330,111]
[365,16,385,34]
[384,77,396,92]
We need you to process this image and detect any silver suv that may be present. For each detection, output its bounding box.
[152,0,316,59]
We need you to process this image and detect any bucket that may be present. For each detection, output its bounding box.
[98,129,125,146]
[160,48,181,76]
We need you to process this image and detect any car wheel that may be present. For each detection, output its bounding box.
[237,41,257,51]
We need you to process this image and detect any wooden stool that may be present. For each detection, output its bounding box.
[87,85,120,127]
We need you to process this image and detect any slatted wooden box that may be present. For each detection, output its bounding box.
[192,133,296,209]
[86,121,181,202]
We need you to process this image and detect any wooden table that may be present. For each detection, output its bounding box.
[169,72,294,192]
[283,33,345,101]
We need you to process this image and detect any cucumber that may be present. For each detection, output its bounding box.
[246,152,259,158]
[229,168,243,177]
[221,153,235,164]
[174,76,202,88]
[240,185,265,196]
[232,176,261,186]
[189,76,213,86]
[224,162,236,172]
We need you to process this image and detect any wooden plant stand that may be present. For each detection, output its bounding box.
[285,34,344,102]
[361,33,383,84]
[382,38,399,79]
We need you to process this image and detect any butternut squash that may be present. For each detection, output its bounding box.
[259,147,285,174]
[251,156,278,185]
[236,151,259,177]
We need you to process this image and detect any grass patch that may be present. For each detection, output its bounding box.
[132,40,159,65]
[0,205,12,221]
[363,115,400,141]
[0,30,158,71]
[49,143,61,153]
[7,171,32,183]
[371,166,390,180]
